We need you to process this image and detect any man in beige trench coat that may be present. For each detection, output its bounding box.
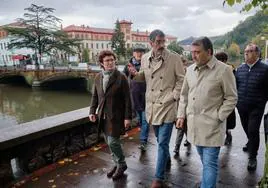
[129,29,185,188]
[176,37,237,188]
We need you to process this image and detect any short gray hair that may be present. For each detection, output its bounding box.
[192,36,214,55]
[149,29,165,42]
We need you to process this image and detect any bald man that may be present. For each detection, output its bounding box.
[236,43,268,171]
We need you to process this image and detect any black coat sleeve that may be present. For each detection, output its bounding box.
[121,74,132,120]
[89,78,98,115]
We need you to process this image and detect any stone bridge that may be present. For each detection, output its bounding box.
[0,68,100,92]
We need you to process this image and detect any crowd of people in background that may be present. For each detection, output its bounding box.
[89,29,268,188]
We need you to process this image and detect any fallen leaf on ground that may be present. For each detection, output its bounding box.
[32,177,38,181]
[58,161,65,165]
[93,146,101,151]
[93,169,99,174]
[67,172,74,176]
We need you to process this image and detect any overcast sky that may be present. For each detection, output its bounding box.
[0,0,257,40]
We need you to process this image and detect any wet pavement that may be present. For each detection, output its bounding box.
[11,113,266,188]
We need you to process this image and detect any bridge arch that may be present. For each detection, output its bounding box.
[0,73,31,86]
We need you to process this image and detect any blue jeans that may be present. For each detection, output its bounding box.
[153,123,173,180]
[137,111,149,143]
[196,146,220,188]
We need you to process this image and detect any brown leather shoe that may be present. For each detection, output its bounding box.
[151,180,163,188]
[107,166,117,178]
[112,164,127,180]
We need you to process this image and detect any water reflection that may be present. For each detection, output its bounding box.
[0,83,91,127]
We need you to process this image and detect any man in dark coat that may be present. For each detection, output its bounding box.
[123,45,149,151]
[236,43,268,171]
[215,52,236,145]
[89,50,132,180]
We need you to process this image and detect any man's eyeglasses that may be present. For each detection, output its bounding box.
[103,59,115,63]
[244,50,255,53]
[155,40,166,45]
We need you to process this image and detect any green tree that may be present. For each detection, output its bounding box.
[214,11,268,50]
[167,41,184,54]
[111,20,126,60]
[4,4,80,66]
[227,42,241,59]
[82,49,89,63]
[252,25,268,59]
[224,0,267,13]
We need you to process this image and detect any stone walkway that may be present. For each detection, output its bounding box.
[11,113,266,188]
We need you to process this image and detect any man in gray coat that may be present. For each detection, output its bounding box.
[176,37,237,188]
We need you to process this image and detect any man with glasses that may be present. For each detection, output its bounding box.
[129,29,185,187]
[177,37,237,188]
[89,50,132,180]
[236,43,268,171]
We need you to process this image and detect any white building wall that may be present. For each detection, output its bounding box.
[0,37,34,66]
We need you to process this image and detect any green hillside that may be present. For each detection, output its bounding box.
[214,11,268,49]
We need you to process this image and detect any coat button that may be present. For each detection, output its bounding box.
[193,97,195,100]
[160,89,163,92]
[160,76,163,79]
[152,89,154,91]
[151,75,154,79]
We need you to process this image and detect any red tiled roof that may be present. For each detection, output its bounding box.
[1,22,26,28]
[63,25,114,34]
[119,20,133,24]
[63,25,177,40]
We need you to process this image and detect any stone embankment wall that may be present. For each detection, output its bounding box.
[0,108,98,187]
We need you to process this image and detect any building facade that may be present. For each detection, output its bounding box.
[0,22,35,66]
[63,20,177,61]
[0,20,177,64]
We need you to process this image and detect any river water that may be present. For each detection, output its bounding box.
[0,83,91,129]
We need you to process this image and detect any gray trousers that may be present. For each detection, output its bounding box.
[103,133,126,167]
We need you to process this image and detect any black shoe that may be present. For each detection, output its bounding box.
[173,150,179,157]
[139,143,147,152]
[247,158,257,171]
[112,164,127,180]
[225,132,232,145]
[184,140,190,147]
[107,166,117,178]
[243,143,248,152]
[166,157,171,170]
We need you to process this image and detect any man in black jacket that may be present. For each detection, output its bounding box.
[123,45,149,151]
[236,43,268,171]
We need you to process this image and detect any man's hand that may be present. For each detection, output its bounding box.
[128,64,137,76]
[89,114,97,122]
[176,117,185,129]
[124,119,131,130]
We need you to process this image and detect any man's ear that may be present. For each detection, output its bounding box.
[208,49,212,56]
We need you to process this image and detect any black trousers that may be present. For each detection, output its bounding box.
[237,104,265,158]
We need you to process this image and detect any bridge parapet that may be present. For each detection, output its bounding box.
[0,107,98,187]
[0,69,99,91]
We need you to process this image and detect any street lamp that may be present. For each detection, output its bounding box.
[261,36,268,64]
[3,60,7,71]
[265,40,268,64]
